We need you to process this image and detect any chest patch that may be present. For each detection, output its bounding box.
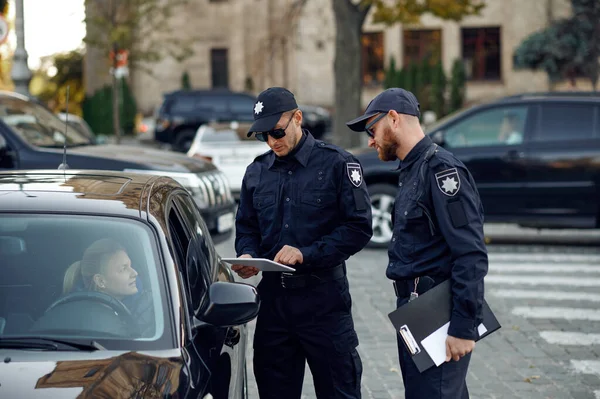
[435,168,460,196]
[346,163,362,187]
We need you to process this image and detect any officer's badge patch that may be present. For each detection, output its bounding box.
[346,163,362,187]
[435,168,460,196]
[254,101,264,114]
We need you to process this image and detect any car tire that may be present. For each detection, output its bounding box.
[174,129,196,153]
[367,183,396,249]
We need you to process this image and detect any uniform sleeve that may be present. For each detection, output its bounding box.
[299,156,373,266]
[428,163,488,340]
[234,171,260,258]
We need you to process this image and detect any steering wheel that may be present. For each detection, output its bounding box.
[45,291,138,335]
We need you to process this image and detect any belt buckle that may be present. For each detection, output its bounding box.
[281,272,294,288]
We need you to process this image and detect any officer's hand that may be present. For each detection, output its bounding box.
[231,254,259,279]
[445,336,475,362]
[274,245,303,265]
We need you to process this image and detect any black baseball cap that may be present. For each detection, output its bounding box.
[247,87,298,137]
[346,88,420,132]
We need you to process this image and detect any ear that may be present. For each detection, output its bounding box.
[294,109,303,127]
[388,110,400,128]
[93,274,105,289]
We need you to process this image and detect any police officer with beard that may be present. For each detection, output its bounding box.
[232,87,373,399]
[346,88,488,399]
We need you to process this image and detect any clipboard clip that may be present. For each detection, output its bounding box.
[399,324,421,355]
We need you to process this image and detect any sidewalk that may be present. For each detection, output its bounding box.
[484,223,600,245]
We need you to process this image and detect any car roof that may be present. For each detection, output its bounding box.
[0,170,182,218]
[164,88,254,98]
[496,91,600,103]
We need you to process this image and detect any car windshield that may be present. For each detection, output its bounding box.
[0,214,169,349]
[0,97,92,147]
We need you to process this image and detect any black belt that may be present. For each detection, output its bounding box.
[392,276,436,298]
[280,264,345,289]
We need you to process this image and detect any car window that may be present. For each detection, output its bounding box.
[195,96,228,113]
[170,97,195,114]
[0,97,91,147]
[200,127,241,143]
[0,214,166,347]
[535,103,596,141]
[229,95,255,115]
[444,106,528,148]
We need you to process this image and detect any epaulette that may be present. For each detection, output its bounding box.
[253,149,273,162]
[314,140,351,158]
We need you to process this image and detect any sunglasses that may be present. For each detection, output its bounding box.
[364,112,387,138]
[255,111,296,142]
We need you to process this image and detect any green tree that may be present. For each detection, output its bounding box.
[449,59,466,114]
[332,0,485,149]
[514,0,600,90]
[384,57,398,89]
[84,0,193,143]
[181,70,192,90]
[82,80,137,136]
[429,60,447,118]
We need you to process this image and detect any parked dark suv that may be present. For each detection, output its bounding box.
[155,89,331,152]
[0,91,235,244]
[352,92,600,247]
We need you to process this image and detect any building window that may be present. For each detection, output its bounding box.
[211,49,229,88]
[362,32,385,86]
[402,29,442,66]
[461,27,501,81]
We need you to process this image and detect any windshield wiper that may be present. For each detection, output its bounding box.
[0,337,105,351]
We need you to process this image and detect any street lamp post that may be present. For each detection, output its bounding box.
[11,0,31,96]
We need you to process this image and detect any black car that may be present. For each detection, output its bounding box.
[0,170,259,398]
[155,89,331,152]
[352,92,600,247]
[0,91,235,244]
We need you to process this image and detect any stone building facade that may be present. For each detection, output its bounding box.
[84,0,589,116]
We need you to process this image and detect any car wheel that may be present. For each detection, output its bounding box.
[367,183,396,248]
[174,129,196,153]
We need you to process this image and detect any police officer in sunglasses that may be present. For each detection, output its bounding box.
[232,87,373,398]
[347,88,488,399]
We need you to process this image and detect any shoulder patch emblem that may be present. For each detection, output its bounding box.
[435,168,460,196]
[346,163,362,187]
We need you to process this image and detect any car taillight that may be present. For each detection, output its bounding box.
[157,119,170,129]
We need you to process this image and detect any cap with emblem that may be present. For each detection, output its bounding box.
[247,87,298,137]
[346,88,420,132]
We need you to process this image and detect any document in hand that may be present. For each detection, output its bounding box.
[220,258,296,272]
[388,279,501,373]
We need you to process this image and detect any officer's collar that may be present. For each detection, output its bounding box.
[268,130,314,169]
[396,135,433,171]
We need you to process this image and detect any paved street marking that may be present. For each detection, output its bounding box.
[489,263,600,273]
[486,275,600,287]
[490,289,600,302]
[571,360,600,376]
[595,390,600,399]
[539,331,600,345]
[512,306,600,321]
[488,253,600,263]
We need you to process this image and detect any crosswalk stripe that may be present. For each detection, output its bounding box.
[595,390,600,399]
[539,331,600,345]
[489,263,600,273]
[571,360,600,376]
[486,275,600,287]
[488,253,600,263]
[512,306,600,321]
[490,289,600,302]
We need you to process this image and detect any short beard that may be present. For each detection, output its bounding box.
[378,126,398,162]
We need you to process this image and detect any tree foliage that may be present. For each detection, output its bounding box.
[514,0,600,89]
[369,0,485,25]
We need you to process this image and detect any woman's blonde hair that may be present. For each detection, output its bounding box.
[63,238,126,295]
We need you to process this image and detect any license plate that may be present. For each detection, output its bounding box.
[217,212,234,233]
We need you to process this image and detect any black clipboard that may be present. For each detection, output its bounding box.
[388,279,501,373]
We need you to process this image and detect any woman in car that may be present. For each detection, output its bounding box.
[62,238,154,336]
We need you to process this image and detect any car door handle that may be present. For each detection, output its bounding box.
[503,150,525,160]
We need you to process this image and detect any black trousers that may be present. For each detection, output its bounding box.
[396,297,471,399]
[253,275,362,399]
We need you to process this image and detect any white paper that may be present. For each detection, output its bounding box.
[220,257,296,272]
[478,323,488,337]
[420,321,450,367]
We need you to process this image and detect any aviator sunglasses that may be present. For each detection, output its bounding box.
[255,111,297,142]
[364,112,387,138]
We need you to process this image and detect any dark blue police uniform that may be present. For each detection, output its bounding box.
[389,135,488,399]
[235,130,372,399]
[346,88,488,399]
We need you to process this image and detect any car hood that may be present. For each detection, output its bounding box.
[69,144,216,173]
[0,349,184,398]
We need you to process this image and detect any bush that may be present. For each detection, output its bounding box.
[82,79,137,136]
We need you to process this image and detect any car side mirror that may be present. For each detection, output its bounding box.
[194,281,260,328]
[431,130,445,146]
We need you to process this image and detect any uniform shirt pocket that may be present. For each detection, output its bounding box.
[395,204,431,264]
[300,191,337,208]
[253,193,276,209]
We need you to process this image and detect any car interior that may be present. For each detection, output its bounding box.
[0,215,160,340]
